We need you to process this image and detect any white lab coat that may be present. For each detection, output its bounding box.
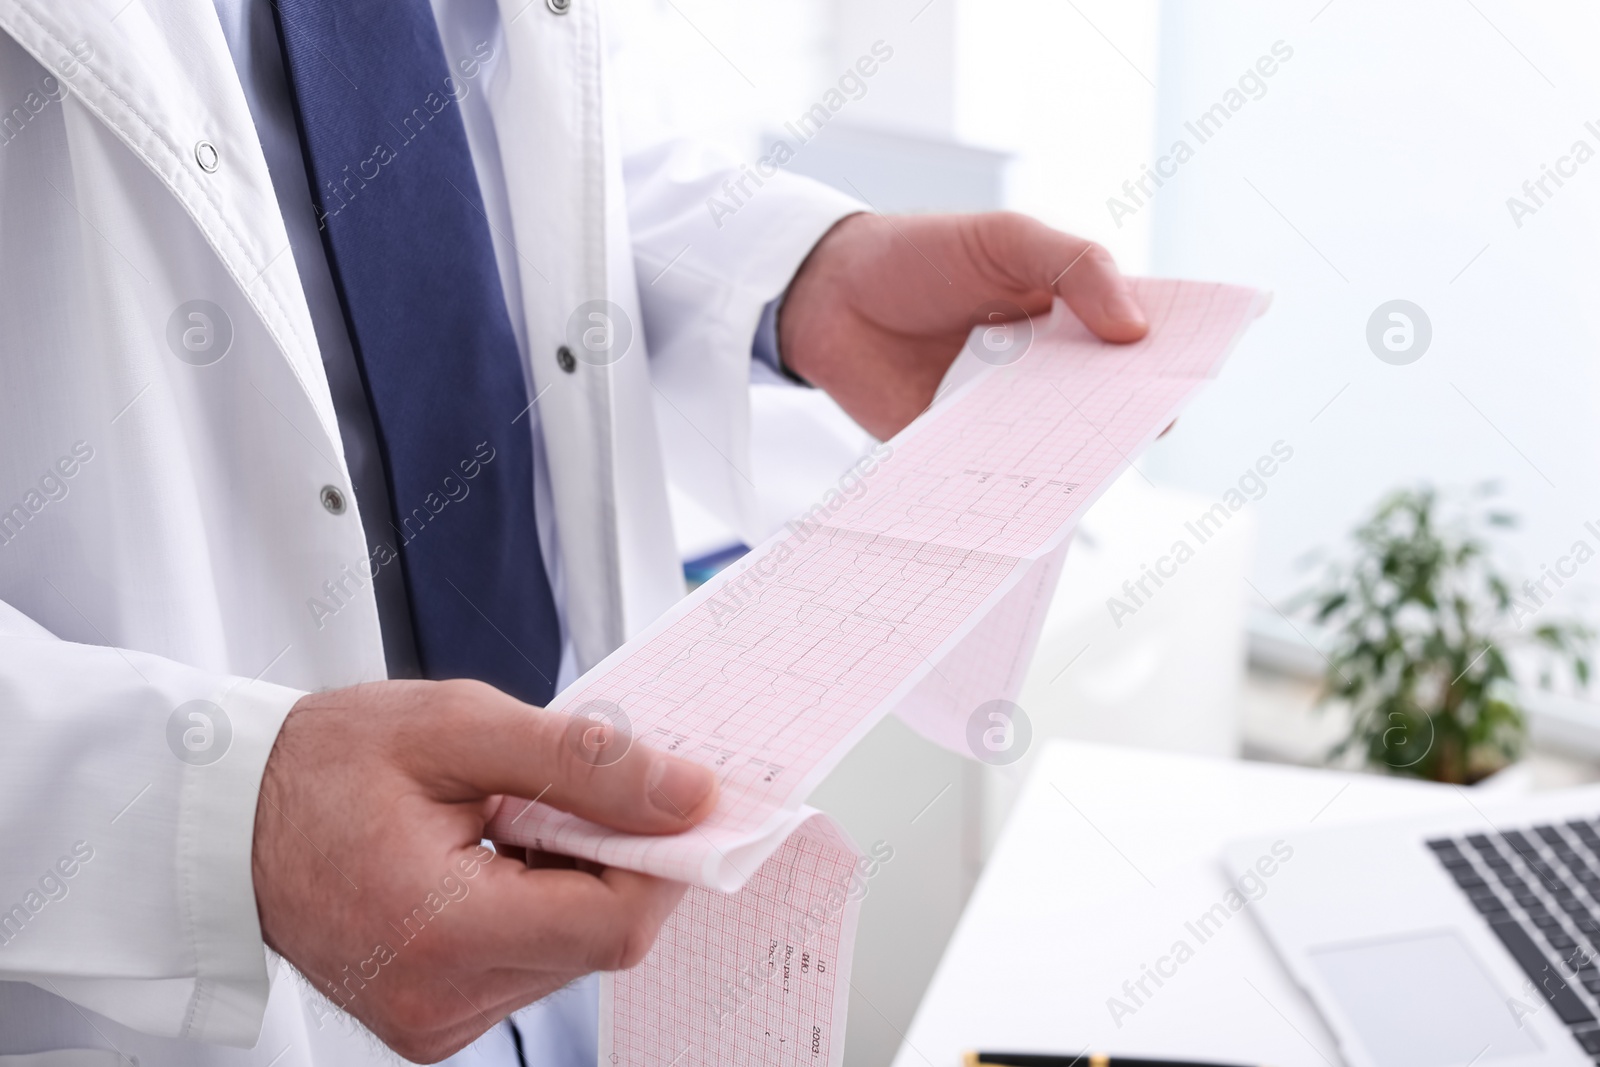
[0,0,859,1060]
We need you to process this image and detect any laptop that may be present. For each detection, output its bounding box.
[1223,785,1600,1067]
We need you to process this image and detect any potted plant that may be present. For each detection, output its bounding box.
[1300,485,1592,784]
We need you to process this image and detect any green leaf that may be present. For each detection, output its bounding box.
[1290,483,1595,782]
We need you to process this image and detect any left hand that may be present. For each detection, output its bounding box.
[253,680,718,1062]
[779,211,1149,440]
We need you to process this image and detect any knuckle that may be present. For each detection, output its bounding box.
[365,1014,421,1060]
[436,677,496,712]
[383,1033,432,1064]
[381,985,456,1037]
[1081,241,1116,271]
[366,991,476,1062]
[390,1034,455,1065]
[550,715,612,785]
[413,1035,468,1065]
[983,210,1036,252]
[616,913,667,970]
[426,678,503,737]
[989,209,1032,233]
[587,920,636,972]
[581,935,620,973]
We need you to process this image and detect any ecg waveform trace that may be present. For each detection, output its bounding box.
[490,279,1262,883]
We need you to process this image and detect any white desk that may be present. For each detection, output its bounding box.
[891,740,1488,1067]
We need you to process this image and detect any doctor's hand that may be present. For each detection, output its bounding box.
[252,679,719,1063]
[779,211,1150,440]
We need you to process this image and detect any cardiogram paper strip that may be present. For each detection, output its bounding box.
[487,278,1268,1067]
[606,816,863,1067]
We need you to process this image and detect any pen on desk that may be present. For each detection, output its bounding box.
[965,1053,1258,1067]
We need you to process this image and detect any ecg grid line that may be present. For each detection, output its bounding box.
[486,279,1265,1067]
[489,280,1263,887]
[611,818,858,1067]
[892,539,1072,754]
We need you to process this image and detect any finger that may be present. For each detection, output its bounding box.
[466,860,688,972]
[411,680,719,835]
[977,214,1148,343]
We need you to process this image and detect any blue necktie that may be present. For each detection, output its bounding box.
[273,0,561,705]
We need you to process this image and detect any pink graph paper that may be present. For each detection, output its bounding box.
[488,278,1268,1066]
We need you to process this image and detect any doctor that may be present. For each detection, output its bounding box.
[0,0,1147,1064]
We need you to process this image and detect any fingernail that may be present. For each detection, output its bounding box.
[647,756,716,818]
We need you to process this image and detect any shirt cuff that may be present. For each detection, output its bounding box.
[750,294,810,386]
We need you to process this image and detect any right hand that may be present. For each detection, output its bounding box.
[251,679,719,1063]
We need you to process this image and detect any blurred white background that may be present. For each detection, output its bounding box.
[606,2,1600,1063]
[617,0,1600,610]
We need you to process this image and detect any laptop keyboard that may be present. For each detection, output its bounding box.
[1429,821,1600,1061]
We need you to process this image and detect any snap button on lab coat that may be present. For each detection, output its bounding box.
[320,485,347,515]
[546,0,570,13]
[194,141,220,173]
[557,345,577,373]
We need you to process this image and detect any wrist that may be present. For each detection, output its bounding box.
[777,211,876,384]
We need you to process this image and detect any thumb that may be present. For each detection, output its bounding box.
[974,214,1148,343]
[413,680,719,835]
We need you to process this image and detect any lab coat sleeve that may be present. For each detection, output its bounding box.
[0,599,304,1046]
[624,138,864,543]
